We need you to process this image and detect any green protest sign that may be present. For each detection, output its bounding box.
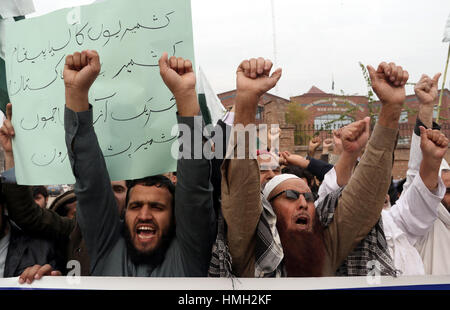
[4,0,194,185]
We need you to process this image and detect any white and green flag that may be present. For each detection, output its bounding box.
[197,67,227,126]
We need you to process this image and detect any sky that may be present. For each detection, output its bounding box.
[27,0,450,100]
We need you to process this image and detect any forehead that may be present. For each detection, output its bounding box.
[128,184,172,204]
[274,178,310,193]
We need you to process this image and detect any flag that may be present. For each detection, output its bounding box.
[197,67,227,126]
[444,13,450,42]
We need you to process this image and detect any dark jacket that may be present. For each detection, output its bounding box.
[2,184,89,275]
[3,220,59,277]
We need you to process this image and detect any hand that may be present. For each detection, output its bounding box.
[236,58,282,98]
[279,151,309,168]
[332,130,343,155]
[63,50,101,95]
[323,138,333,150]
[159,52,196,98]
[308,136,321,153]
[339,117,370,155]
[419,127,449,162]
[414,73,441,106]
[367,62,409,107]
[0,103,14,154]
[159,52,198,116]
[64,50,101,112]
[18,264,62,284]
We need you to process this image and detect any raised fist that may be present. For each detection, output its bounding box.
[323,138,333,149]
[339,117,370,154]
[63,50,101,94]
[309,136,321,152]
[279,151,309,169]
[419,127,448,162]
[159,52,196,99]
[367,62,409,107]
[414,73,441,106]
[236,57,282,97]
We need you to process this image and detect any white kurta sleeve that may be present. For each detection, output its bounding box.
[315,167,341,207]
[390,172,446,246]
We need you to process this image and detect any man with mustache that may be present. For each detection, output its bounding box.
[220,60,409,277]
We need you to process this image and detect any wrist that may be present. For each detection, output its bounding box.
[378,105,403,129]
[234,91,259,126]
[65,89,89,112]
[174,90,199,117]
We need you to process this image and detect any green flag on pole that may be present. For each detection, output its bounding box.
[197,67,227,126]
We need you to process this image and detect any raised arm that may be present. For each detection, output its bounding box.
[0,104,75,240]
[221,57,282,277]
[390,127,448,245]
[403,73,441,192]
[63,50,121,273]
[324,62,409,270]
[158,53,216,276]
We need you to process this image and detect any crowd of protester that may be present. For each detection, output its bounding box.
[0,49,448,283]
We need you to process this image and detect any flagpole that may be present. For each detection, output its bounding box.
[436,43,450,125]
[270,0,279,94]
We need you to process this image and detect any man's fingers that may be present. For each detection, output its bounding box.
[184,59,193,73]
[240,60,250,76]
[256,57,265,75]
[73,52,81,70]
[249,58,257,78]
[400,69,409,86]
[158,52,169,73]
[432,73,441,87]
[80,50,88,68]
[65,55,74,70]
[6,103,12,121]
[35,264,53,280]
[3,120,15,137]
[86,50,100,73]
[263,59,273,76]
[377,62,389,74]
[169,56,178,70]
[367,65,377,84]
[388,62,398,83]
[268,68,282,87]
[51,270,62,276]
[176,57,185,75]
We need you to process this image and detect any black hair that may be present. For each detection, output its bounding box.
[32,186,49,199]
[125,175,175,208]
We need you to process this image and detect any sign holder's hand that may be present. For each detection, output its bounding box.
[63,50,101,112]
[0,103,15,169]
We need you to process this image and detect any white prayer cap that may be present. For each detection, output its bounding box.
[262,174,300,201]
[440,159,450,176]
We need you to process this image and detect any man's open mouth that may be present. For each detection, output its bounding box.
[294,215,309,228]
[136,224,156,240]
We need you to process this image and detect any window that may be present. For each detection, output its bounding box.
[256,106,264,120]
[314,114,353,130]
[399,111,408,123]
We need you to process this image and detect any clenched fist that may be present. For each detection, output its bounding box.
[64,50,101,94]
[420,127,448,162]
[338,117,370,155]
[414,73,441,106]
[367,62,409,107]
[236,57,282,98]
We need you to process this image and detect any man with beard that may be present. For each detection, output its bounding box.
[61,50,215,276]
[220,60,409,277]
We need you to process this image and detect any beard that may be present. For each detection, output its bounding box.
[277,215,326,277]
[122,221,174,266]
